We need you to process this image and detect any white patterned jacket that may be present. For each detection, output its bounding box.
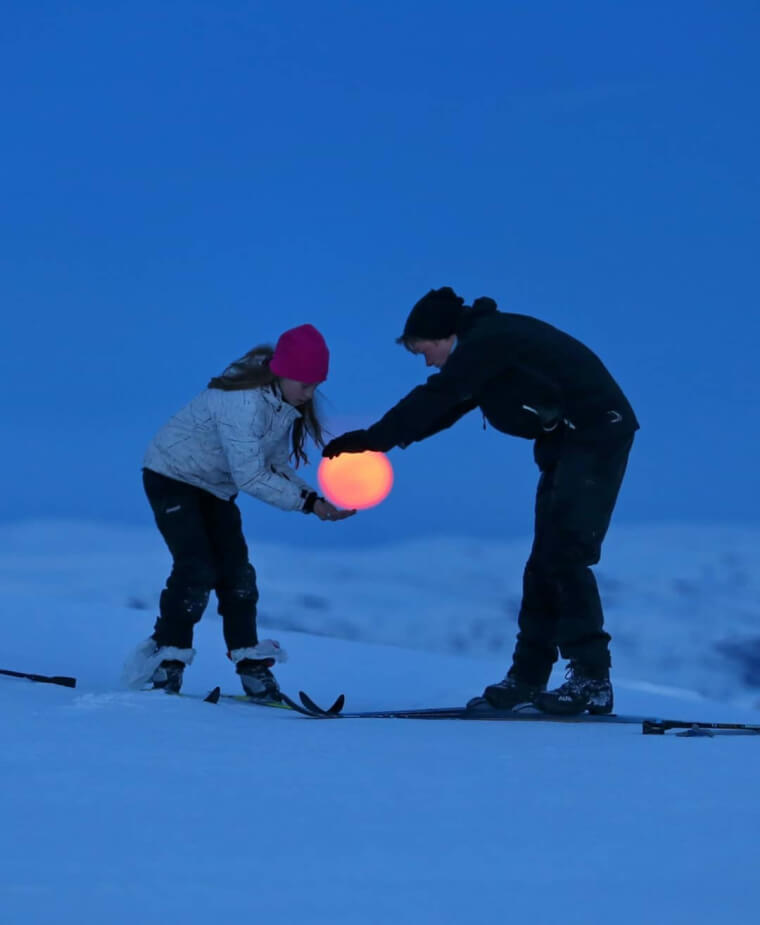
[143,384,316,511]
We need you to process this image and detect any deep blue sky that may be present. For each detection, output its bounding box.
[2,1,758,546]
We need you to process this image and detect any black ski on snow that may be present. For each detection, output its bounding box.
[298,690,345,715]
[642,718,760,736]
[0,667,77,688]
[289,696,760,735]
[295,701,646,724]
[193,687,760,736]
[199,686,344,717]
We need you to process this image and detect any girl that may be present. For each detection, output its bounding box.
[123,324,355,699]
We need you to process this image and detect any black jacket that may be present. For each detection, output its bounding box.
[365,301,639,451]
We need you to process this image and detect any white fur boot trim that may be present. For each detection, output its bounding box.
[229,639,288,665]
[121,638,196,690]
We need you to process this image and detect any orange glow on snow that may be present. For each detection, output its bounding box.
[317,451,394,510]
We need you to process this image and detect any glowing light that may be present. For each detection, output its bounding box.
[317,451,394,510]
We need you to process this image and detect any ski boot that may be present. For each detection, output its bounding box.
[467,675,545,711]
[236,658,281,701]
[534,662,613,715]
[121,638,195,692]
[151,659,186,694]
[229,640,288,702]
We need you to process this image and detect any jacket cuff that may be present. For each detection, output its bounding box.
[301,490,320,514]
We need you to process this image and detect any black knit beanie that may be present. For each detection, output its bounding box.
[397,287,466,343]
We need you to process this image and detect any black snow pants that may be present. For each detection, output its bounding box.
[143,468,259,652]
[509,431,634,685]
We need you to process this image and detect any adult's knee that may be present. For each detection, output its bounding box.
[529,539,597,580]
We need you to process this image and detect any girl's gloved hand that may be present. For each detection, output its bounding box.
[313,499,357,521]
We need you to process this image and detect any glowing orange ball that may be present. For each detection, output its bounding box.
[317,451,394,510]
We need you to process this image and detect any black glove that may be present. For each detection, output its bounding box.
[322,429,371,458]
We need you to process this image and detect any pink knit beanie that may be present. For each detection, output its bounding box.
[269,324,329,383]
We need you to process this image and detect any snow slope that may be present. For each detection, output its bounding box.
[1,520,759,925]
[2,519,759,703]
[2,630,759,925]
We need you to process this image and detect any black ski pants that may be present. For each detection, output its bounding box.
[143,469,259,652]
[509,432,634,685]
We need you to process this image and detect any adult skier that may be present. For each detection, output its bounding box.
[123,324,355,699]
[322,289,638,715]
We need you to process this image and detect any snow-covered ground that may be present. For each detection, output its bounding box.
[3,519,759,704]
[1,520,759,925]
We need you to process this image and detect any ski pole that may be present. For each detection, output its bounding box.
[0,667,77,688]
